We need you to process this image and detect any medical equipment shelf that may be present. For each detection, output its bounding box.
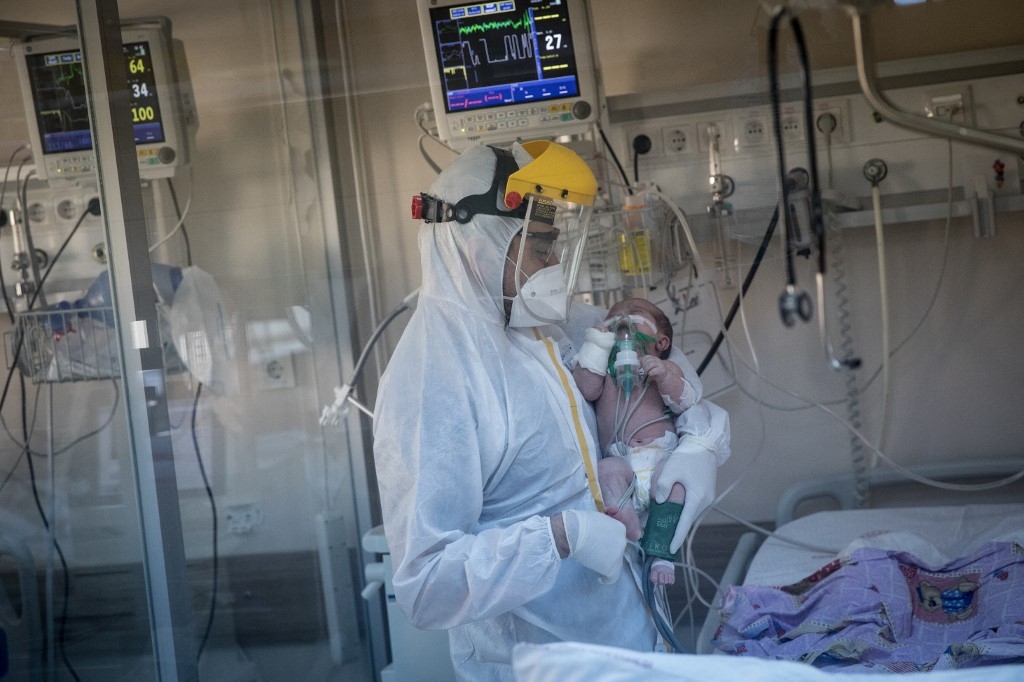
[721,189,1023,246]
[828,189,1024,231]
[6,306,120,383]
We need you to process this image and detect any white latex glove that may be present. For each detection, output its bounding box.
[561,509,626,583]
[652,442,718,554]
[574,328,615,375]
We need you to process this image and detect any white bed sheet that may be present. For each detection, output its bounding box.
[512,503,1024,680]
[745,503,1024,587]
[513,642,1024,681]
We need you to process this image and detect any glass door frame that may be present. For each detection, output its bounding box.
[76,0,197,678]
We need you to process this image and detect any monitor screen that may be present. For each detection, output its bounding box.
[419,0,598,148]
[427,0,583,115]
[24,40,167,155]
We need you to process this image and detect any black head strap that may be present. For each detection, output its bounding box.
[415,146,527,224]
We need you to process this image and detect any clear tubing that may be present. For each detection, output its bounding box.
[648,188,705,280]
[871,183,891,467]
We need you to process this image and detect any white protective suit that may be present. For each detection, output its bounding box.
[372,144,659,680]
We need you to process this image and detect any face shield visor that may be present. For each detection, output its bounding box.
[506,194,593,326]
[503,140,597,327]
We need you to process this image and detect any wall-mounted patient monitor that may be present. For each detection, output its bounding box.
[418,0,600,149]
[13,20,196,184]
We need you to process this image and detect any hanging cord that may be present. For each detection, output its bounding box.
[768,6,825,327]
[696,206,780,376]
[828,216,869,507]
[191,383,218,663]
[722,345,1024,491]
[320,289,419,425]
[0,200,95,679]
[0,380,121,497]
[151,175,194,265]
[414,103,458,174]
[597,123,633,197]
[23,375,80,680]
[640,551,686,652]
[865,159,891,475]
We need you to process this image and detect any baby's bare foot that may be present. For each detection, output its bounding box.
[650,561,675,586]
[604,506,642,540]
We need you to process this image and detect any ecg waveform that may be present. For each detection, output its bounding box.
[32,64,91,136]
[457,11,531,36]
[436,13,540,92]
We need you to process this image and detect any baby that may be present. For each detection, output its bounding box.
[572,297,699,585]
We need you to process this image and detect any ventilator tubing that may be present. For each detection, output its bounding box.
[640,500,683,561]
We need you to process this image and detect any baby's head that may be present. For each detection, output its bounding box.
[607,298,672,359]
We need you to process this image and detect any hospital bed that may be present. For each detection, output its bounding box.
[512,456,1024,681]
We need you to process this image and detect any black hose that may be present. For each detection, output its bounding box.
[597,124,633,195]
[696,206,780,376]
[769,8,825,283]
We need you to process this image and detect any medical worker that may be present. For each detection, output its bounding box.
[372,140,721,680]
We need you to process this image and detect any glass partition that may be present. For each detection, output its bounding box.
[0,0,381,678]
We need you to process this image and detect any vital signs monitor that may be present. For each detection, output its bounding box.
[14,20,196,184]
[418,0,600,149]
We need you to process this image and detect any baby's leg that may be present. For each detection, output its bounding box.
[652,456,685,504]
[648,455,683,586]
[597,457,642,540]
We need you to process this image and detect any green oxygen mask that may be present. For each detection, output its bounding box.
[606,315,656,400]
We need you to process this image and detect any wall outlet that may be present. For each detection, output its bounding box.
[737,111,770,149]
[779,106,805,142]
[626,126,663,159]
[813,98,851,145]
[663,124,693,154]
[697,120,730,153]
[257,355,295,390]
[226,503,264,534]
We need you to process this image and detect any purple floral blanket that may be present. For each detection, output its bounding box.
[713,541,1024,672]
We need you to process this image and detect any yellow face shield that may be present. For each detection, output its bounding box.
[503,141,598,326]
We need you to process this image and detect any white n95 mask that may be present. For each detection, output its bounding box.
[507,264,567,327]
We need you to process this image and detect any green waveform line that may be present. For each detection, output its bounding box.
[55,66,84,87]
[458,11,531,36]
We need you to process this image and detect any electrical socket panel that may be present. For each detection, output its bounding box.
[663,123,694,155]
[778,104,806,142]
[626,125,664,159]
[813,98,851,145]
[697,120,730,153]
[256,355,296,390]
[736,110,771,150]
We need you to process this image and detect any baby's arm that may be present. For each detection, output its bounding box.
[571,364,605,401]
[641,356,697,413]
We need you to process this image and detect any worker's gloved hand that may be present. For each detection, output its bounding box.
[575,328,615,375]
[652,440,718,553]
[560,509,626,583]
